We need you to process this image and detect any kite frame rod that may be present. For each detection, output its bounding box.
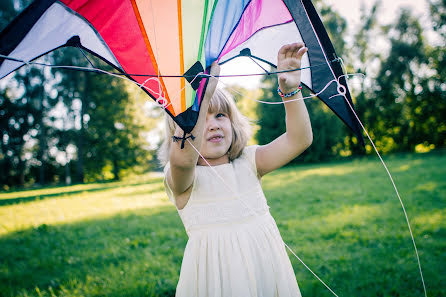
[0,54,331,79]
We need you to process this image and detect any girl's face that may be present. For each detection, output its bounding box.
[198,111,233,166]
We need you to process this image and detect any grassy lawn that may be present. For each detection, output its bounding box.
[0,151,445,297]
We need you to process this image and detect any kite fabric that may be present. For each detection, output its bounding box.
[0,0,363,143]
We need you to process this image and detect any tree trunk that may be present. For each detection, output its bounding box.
[112,158,119,181]
[38,124,45,185]
[37,89,46,185]
[65,160,71,185]
[76,74,87,183]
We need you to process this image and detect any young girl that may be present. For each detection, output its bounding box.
[159,43,312,297]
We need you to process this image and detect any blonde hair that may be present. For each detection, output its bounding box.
[158,88,252,166]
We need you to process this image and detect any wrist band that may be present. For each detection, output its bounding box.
[277,84,302,98]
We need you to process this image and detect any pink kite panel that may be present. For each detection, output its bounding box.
[218,0,293,60]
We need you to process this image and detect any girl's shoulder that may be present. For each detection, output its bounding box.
[234,145,259,175]
[242,145,258,155]
[240,145,258,161]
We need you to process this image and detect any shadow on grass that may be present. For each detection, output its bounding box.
[0,180,162,207]
[0,205,183,297]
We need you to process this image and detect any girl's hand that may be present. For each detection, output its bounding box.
[203,62,220,103]
[277,43,308,95]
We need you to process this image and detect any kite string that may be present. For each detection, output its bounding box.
[184,137,340,297]
[0,53,425,295]
[1,53,339,293]
[135,70,205,112]
[336,58,428,297]
[0,54,171,111]
[0,53,372,297]
[215,72,365,105]
[1,53,339,295]
[63,54,343,297]
[208,65,427,297]
[135,77,171,110]
[181,95,340,296]
[185,138,258,217]
[284,242,339,297]
[0,54,324,78]
[180,65,346,295]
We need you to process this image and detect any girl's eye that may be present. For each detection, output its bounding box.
[216,113,226,118]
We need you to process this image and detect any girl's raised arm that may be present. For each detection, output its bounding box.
[166,63,220,203]
[256,43,313,177]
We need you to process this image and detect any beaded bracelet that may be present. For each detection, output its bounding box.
[277,84,302,98]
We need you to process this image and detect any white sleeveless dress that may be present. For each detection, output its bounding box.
[164,146,302,297]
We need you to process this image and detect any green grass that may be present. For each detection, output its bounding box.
[0,152,445,297]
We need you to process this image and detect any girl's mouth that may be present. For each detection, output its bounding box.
[208,135,223,143]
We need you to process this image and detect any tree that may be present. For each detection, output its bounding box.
[0,68,44,187]
[372,8,433,152]
[429,0,446,38]
[1,0,57,187]
[425,0,446,148]
[51,48,154,182]
[0,0,15,30]
[81,66,152,181]
[51,47,90,183]
[345,1,381,156]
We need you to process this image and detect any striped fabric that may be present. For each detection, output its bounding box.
[0,0,363,142]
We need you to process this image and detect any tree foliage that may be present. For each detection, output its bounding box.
[50,49,154,183]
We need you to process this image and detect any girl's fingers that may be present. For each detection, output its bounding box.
[296,47,308,59]
[288,44,296,59]
[293,43,306,58]
[280,44,292,60]
[278,44,289,60]
[288,43,299,59]
[204,62,220,101]
[283,43,305,60]
[209,62,220,77]
[278,43,306,72]
[292,45,300,60]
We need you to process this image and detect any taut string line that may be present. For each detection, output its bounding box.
[0,52,426,297]
[0,53,328,78]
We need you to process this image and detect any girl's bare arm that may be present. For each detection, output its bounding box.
[256,43,313,176]
[167,64,220,199]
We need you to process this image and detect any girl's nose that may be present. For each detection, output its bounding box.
[207,116,219,131]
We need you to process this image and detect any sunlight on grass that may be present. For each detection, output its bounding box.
[398,164,411,172]
[0,180,172,236]
[320,204,382,227]
[0,182,118,200]
[394,160,422,172]
[263,164,364,189]
[414,182,438,192]
[413,210,445,228]
[292,165,361,178]
[0,173,164,200]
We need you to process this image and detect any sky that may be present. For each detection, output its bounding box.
[219,0,430,88]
